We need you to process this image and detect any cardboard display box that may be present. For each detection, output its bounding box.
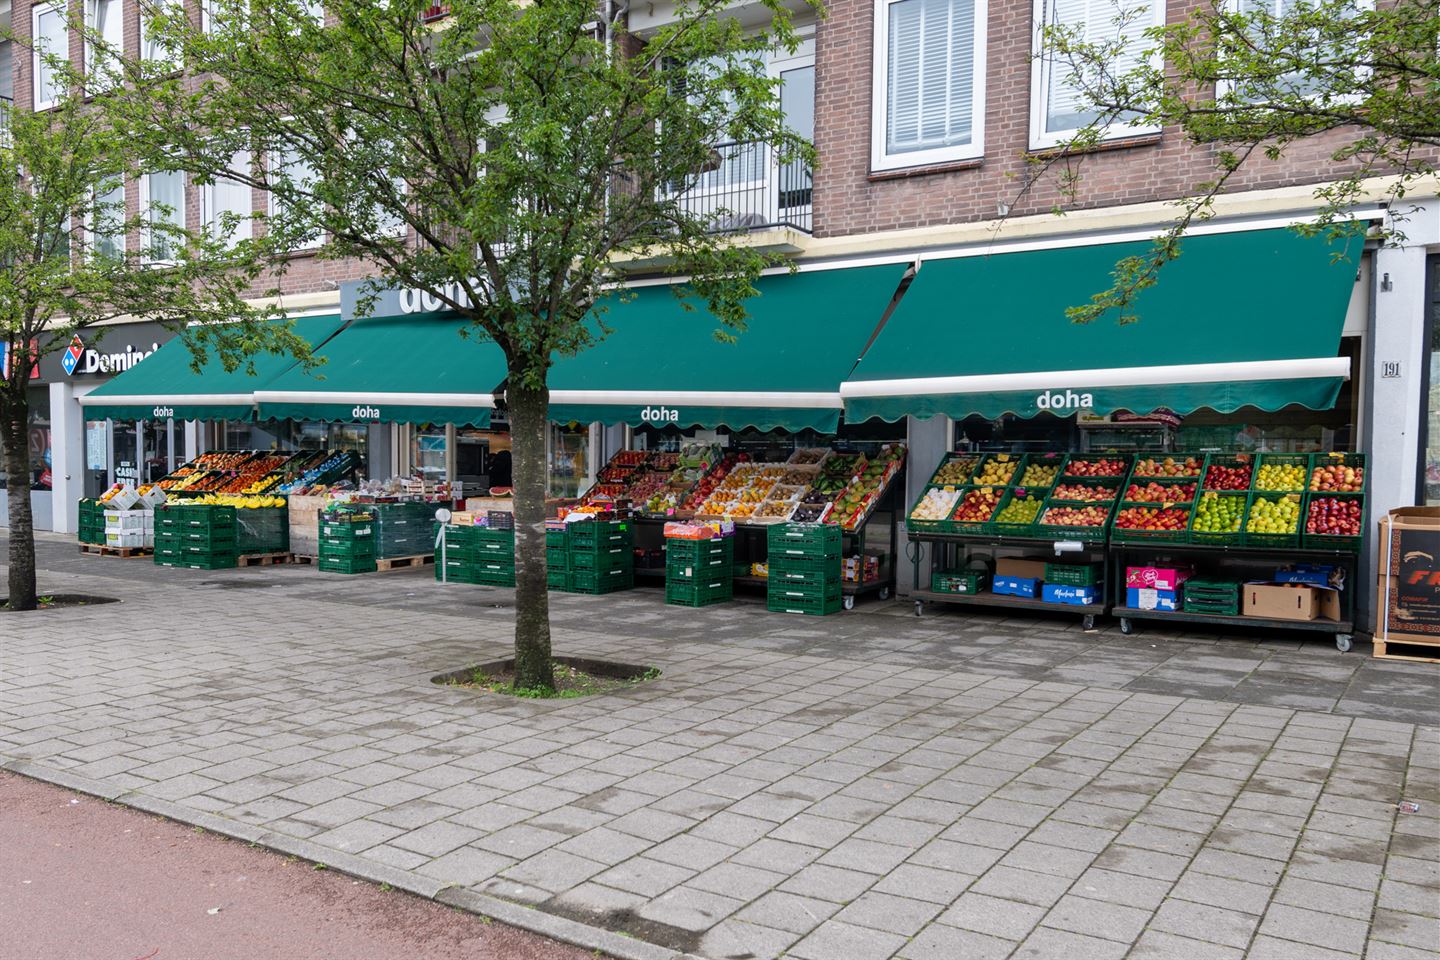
[1125,565,1193,592]
[996,558,1048,580]
[1042,584,1097,606]
[993,575,1040,598]
[1376,507,1440,645]
[1244,582,1341,622]
[1127,587,1179,612]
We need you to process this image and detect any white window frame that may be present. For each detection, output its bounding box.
[201,150,254,248]
[1218,0,1375,104]
[31,3,68,111]
[1028,0,1166,151]
[870,0,989,173]
[267,140,323,251]
[140,168,186,263]
[84,0,124,91]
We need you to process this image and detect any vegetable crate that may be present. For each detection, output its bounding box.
[665,578,734,608]
[932,569,987,594]
[1044,563,1101,586]
[1242,492,1304,549]
[766,583,843,616]
[563,566,636,595]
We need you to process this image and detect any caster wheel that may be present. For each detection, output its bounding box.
[914,600,923,617]
[1082,614,1097,631]
[879,587,891,601]
[843,595,855,611]
[1120,617,1134,636]
[1335,634,1353,653]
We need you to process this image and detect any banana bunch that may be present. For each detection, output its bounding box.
[190,493,287,508]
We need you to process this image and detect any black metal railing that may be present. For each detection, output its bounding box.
[421,4,450,22]
[671,139,813,235]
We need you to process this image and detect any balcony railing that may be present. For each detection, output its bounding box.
[421,4,450,21]
[671,139,813,235]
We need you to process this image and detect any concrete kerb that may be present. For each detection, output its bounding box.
[0,758,696,960]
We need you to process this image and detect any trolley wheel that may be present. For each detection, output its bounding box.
[1119,617,1134,636]
[878,586,891,601]
[843,595,855,611]
[1082,614,1097,631]
[1335,633,1353,654]
[914,599,924,617]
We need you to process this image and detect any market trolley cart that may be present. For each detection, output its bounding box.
[906,452,1121,631]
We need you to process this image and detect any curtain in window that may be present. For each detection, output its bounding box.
[141,0,181,65]
[887,0,976,155]
[207,150,253,247]
[34,5,69,106]
[92,180,126,260]
[1041,0,1152,135]
[145,170,185,261]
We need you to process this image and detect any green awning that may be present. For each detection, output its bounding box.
[840,227,1361,422]
[547,264,908,432]
[79,314,347,421]
[254,313,507,427]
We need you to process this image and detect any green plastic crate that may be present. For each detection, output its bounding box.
[1188,492,1248,545]
[1200,454,1255,491]
[1242,491,1304,549]
[767,579,841,603]
[667,552,732,579]
[1308,452,1367,494]
[156,554,237,570]
[320,538,376,558]
[1252,453,1311,492]
[563,567,635,594]
[567,521,630,551]
[545,528,568,548]
[767,553,842,578]
[770,566,835,589]
[767,523,842,557]
[991,487,1046,538]
[547,568,570,589]
[665,578,734,607]
[1302,492,1364,552]
[547,547,570,569]
[925,452,982,486]
[1044,562,1102,586]
[1110,504,1192,545]
[319,521,374,539]
[318,555,378,575]
[664,538,733,564]
[1181,598,1240,616]
[569,546,632,571]
[766,592,843,617]
[932,570,986,594]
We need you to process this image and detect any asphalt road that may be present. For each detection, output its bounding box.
[0,772,597,960]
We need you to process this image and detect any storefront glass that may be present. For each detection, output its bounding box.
[1425,255,1440,505]
[218,420,369,476]
[412,426,447,485]
[26,386,52,491]
[548,424,589,498]
[141,419,171,484]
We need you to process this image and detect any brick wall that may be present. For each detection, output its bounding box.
[812,0,1415,239]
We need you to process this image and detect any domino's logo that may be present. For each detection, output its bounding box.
[60,336,84,376]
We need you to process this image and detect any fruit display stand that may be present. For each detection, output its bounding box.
[1109,452,1366,651]
[906,452,1125,629]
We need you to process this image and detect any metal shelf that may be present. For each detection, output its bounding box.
[911,588,1103,629]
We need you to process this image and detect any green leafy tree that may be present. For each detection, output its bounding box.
[117,0,815,689]
[1028,0,1437,322]
[0,37,311,611]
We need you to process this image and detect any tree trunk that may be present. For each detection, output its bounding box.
[2,390,38,612]
[507,378,555,691]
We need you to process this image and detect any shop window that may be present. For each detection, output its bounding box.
[548,423,589,498]
[1029,0,1162,150]
[872,0,987,171]
[32,3,69,110]
[412,426,447,484]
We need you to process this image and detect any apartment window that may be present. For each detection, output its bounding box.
[873,0,987,171]
[89,179,126,261]
[0,38,14,104]
[85,0,123,90]
[140,0,181,66]
[32,3,69,110]
[202,150,253,248]
[1030,0,1162,149]
[1225,0,1372,101]
[268,143,322,250]
[141,169,185,262]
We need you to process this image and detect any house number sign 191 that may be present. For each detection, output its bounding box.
[1381,361,1402,379]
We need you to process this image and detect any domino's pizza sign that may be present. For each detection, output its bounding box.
[60,336,84,375]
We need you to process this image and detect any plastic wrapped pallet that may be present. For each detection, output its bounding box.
[287,494,327,558]
[236,506,290,555]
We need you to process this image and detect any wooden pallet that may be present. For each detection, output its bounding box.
[237,552,293,567]
[291,554,318,565]
[1372,637,1440,664]
[79,543,152,559]
[375,553,435,572]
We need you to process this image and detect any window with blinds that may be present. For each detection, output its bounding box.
[873,0,987,170]
[1031,0,1159,148]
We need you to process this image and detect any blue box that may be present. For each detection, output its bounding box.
[1127,587,1179,611]
[1274,564,1338,588]
[993,575,1040,598]
[1042,583,1097,606]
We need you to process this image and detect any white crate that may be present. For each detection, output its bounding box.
[105,530,147,548]
[105,485,141,510]
[103,509,152,530]
[140,486,167,507]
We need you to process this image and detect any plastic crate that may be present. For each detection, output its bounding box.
[1201,454,1255,491]
[991,487,1046,537]
[766,591,843,617]
[546,568,570,589]
[1308,452,1367,494]
[1059,453,1133,480]
[564,567,635,594]
[1302,492,1364,551]
[318,555,378,575]
[1243,492,1304,549]
[1182,599,1240,616]
[665,578,734,607]
[546,547,570,569]
[567,520,630,550]
[932,570,987,594]
[1047,477,1123,505]
[926,453,982,487]
[470,537,516,556]
[1118,477,1200,506]
[320,538,376,558]
[545,528,568,548]
[156,554,237,570]
[667,554,733,580]
[1110,504,1192,545]
[768,523,843,556]
[175,528,239,548]
[767,553,843,577]
[1252,454,1312,492]
[469,526,518,544]
[945,485,1008,536]
[1188,492,1248,545]
[664,538,733,564]
[1183,578,1241,601]
[907,485,965,534]
[1044,562,1102,586]
[1127,453,1205,480]
[971,453,1022,486]
[1034,499,1114,541]
[319,521,374,540]
[771,566,837,589]
[1015,453,1064,489]
[570,547,633,571]
[767,579,842,603]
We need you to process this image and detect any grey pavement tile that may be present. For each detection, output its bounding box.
[591,856,695,898]
[1070,867,1173,910]
[697,919,800,960]
[786,919,908,960]
[1247,936,1360,960]
[778,864,878,904]
[1127,930,1246,959]
[997,840,1098,879]
[968,865,1074,908]
[1168,870,1275,915]
[645,833,737,872]
[872,862,976,904]
[686,861,786,902]
[1149,898,1262,949]
[636,884,745,933]
[416,845,515,886]
[1259,903,1371,955]
[305,818,406,854]
[290,796,385,829]
[1273,875,1377,920]
[832,891,944,936]
[1380,879,1440,917]
[1012,926,1130,959]
[389,819,485,858]
[1090,845,1190,883]
[1374,908,1440,952]
[1041,893,1151,943]
[898,923,1016,960]
[908,838,1005,875]
[735,890,840,935]
[815,837,913,876]
[498,849,607,894]
[471,823,570,859]
[767,813,859,849]
[940,891,1048,941]
[1365,943,1440,960]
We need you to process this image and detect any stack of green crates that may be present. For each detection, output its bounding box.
[318,512,377,575]
[77,499,105,545]
[236,506,290,556]
[154,504,238,570]
[435,524,516,586]
[767,523,842,616]
[559,520,634,595]
[1182,577,1241,615]
[665,536,734,607]
[374,501,438,558]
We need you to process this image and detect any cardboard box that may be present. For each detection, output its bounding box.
[1125,565,1192,591]
[1244,582,1340,622]
[1042,583,1097,606]
[1376,507,1440,644]
[1127,587,1179,612]
[996,558,1048,580]
[993,575,1040,598]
